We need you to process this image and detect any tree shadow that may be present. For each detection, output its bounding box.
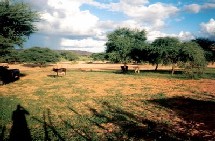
[65,107,99,140]
[113,69,184,75]
[9,104,32,141]
[65,102,189,140]
[0,126,6,141]
[22,64,54,68]
[32,109,65,141]
[97,101,189,140]
[47,74,59,78]
[149,96,215,140]
[143,69,183,74]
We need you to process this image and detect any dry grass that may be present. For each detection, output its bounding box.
[0,62,215,140]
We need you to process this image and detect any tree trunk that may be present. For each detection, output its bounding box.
[155,63,159,71]
[171,63,176,75]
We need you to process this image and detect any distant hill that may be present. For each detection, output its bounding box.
[55,50,93,56]
[16,48,93,56]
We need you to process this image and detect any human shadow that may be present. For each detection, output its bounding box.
[9,105,32,141]
[149,96,215,140]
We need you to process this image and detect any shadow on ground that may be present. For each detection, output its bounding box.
[9,105,32,141]
[32,109,65,141]
[149,96,215,140]
[2,97,214,140]
[22,64,54,68]
[66,102,192,140]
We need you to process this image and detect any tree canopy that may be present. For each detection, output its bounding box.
[0,0,39,57]
[151,37,181,73]
[193,38,215,63]
[105,28,147,63]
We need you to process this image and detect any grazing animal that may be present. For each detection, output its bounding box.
[121,63,128,73]
[133,66,140,73]
[52,68,66,76]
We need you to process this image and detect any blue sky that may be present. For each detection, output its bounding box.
[22,0,215,52]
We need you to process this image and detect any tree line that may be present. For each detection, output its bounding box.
[91,28,215,76]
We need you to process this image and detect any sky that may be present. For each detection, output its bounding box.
[21,0,215,53]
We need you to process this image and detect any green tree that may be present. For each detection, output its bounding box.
[179,41,206,78]
[129,43,151,63]
[105,28,147,63]
[59,51,79,61]
[91,53,107,61]
[0,0,39,58]
[151,37,181,74]
[193,38,215,64]
[19,47,60,66]
[0,49,21,63]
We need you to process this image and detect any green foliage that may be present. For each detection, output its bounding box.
[151,37,181,73]
[19,47,60,66]
[91,53,107,61]
[0,0,40,57]
[0,49,21,63]
[151,37,181,64]
[179,41,207,78]
[59,51,79,61]
[105,27,147,63]
[193,38,215,63]
[129,43,151,63]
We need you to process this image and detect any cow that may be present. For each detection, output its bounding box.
[133,66,140,73]
[52,68,66,76]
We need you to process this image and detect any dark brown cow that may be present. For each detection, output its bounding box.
[52,68,66,76]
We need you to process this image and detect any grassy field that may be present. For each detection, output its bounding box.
[0,63,215,141]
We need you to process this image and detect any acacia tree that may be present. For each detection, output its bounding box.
[179,41,206,78]
[193,38,215,64]
[151,37,181,74]
[105,28,147,64]
[0,0,39,59]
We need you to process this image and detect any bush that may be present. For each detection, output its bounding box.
[59,51,79,61]
[19,47,60,66]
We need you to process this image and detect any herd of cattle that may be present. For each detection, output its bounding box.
[0,64,140,85]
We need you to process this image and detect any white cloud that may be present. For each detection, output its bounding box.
[178,31,195,41]
[200,18,215,36]
[184,3,215,13]
[88,1,179,29]
[36,0,99,36]
[60,38,106,53]
[184,4,201,13]
[22,0,211,52]
[120,0,149,5]
[147,30,194,42]
[147,30,170,42]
